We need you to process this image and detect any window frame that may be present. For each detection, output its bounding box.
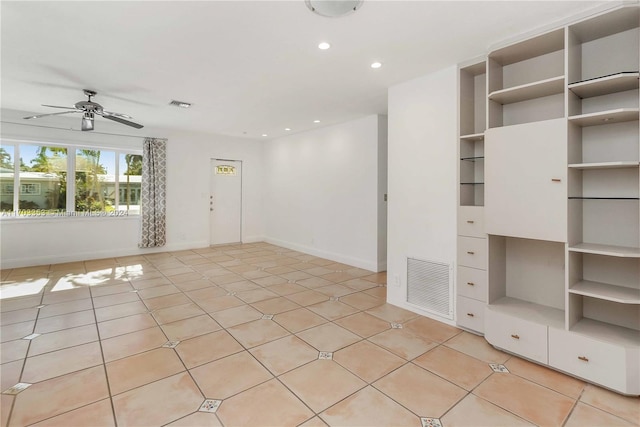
[0,138,143,219]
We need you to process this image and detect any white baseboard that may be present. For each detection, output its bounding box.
[2,236,385,272]
[263,236,383,272]
[386,296,457,327]
[1,240,210,269]
[242,235,265,244]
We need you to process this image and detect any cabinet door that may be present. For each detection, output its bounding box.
[485,119,567,242]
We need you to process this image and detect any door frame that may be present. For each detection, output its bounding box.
[210,158,243,246]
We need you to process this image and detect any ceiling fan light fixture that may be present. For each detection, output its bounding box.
[81,112,94,131]
[305,0,364,18]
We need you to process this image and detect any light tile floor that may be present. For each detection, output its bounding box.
[1,242,638,427]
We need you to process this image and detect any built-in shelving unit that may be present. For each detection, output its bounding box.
[457,60,489,334]
[471,3,640,395]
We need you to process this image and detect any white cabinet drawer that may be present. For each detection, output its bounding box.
[457,236,487,270]
[456,296,485,333]
[485,308,548,364]
[457,266,487,301]
[549,328,639,395]
[458,206,485,238]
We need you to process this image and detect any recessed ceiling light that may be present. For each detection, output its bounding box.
[285,128,291,131]
[318,42,331,50]
[262,134,268,137]
[370,62,382,69]
[313,120,321,123]
[169,100,192,108]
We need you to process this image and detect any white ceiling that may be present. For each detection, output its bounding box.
[1,0,610,140]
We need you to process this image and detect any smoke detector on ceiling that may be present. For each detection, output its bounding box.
[305,0,364,17]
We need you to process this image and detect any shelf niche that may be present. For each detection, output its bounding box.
[488,28,565,128]
[488,236,566,327]
[460,62,487,207]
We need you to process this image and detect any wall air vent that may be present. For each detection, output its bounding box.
[406,257,453,320]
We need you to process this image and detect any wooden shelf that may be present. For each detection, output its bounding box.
[568,161,640,169]
[460,133,484,141]
[488,297,565,329]
[488,76,564,104]
[571,318,640,348]
[568,108,639,127]
[569,72,639,98]
[569,243,640,258]
[569,280,640,304]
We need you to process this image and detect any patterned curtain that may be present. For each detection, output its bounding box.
[139,138,167,248]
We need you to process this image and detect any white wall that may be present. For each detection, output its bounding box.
[262,115,387,272]
[386,66,458,323]
[0,111,264,268]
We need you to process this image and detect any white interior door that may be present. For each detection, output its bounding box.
[210,159,242,245]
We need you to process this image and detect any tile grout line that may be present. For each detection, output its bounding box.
[3,277,48,427]
[88,279,120,427]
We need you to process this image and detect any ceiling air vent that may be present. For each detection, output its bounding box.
[169,100,191,108]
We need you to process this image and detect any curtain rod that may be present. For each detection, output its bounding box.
[0,120,167,141]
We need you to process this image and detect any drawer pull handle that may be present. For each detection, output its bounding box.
[511,334,520,340]
[578,356,589,362]
[467,282,475,286]
[466,220,474,224]
[466,313,475,317]
[551,178,561,183]
[467,251,475,255]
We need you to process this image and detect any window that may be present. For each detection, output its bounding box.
[19,145,67,212]
[119,153,142,214]
[0,145,15,211]
[75,149,115,213]
[0,141,141,218]
[215,165,236,175]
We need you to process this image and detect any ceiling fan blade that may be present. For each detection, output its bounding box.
[24,110,81,120]
[41,104,78,110]
[103,110,132,119]
[100,113,144,129]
